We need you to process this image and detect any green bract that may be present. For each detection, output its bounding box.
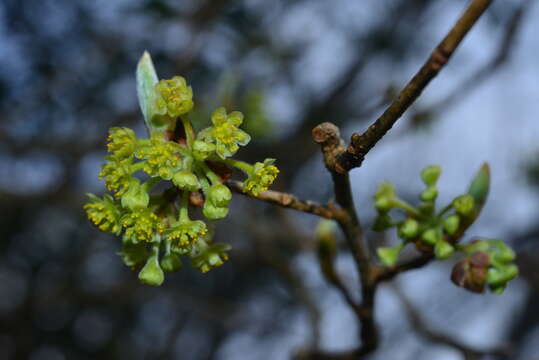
[371,164,518,294]
[84,52,279,285]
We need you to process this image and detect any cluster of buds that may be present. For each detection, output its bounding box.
[452,239,518,294]
[372,164,518,294]
[84,52,279,285]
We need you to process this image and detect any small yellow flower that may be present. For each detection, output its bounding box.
[106,127,137,159]
[192,243,231,273]
[99,156,133,197]
[135,134,182,180]
[244,159,279,196]
[155,76,194,118]
[198,107,251,159]
[84,194,123,234]
[121,208,164,243]
[165,220,207,248]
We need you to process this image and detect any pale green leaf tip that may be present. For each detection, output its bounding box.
[136,51,159,129]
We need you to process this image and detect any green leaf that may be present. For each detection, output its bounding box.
[468,163,490,206]
[136,51,171,132]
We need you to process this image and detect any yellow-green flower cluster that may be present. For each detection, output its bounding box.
[165,219,207,247]
[99,156,133,197]
[135,133,183,180]
[122,208,164,243]
[84,51,279,286]
[84,194,123,234]
[243,159,279,196]
[155,76,194,118]
[198,107,251,159]
[372,164,518,294]
[192,243,231,273]
[107,127,137,158]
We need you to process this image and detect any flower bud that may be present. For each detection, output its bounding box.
[420,165,441,186]
[160,253,182,273]
[207,184,232,207]
[192,140,216,161]
[490,240,516,263]
[138,252,164,286]
[434,240,454,259]
[421,228,439,245]
[453,194,474,216]
[172,170,200,191]
[377,243,404,267]
[487,264,518,287]
[316,220,337,257]
[443,214,460,235]
[451,253,489,293]
[420,186,438,202]
[121,180,149,211]
[374,183,396,212]
[398,218,419,239]
[203,203,229,220]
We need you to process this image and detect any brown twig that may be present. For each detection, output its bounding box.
[337,0,494,172]
[374,254,434,283]
[227,180,341,220]
[312,122,379,354]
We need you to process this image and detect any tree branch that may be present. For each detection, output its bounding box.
[374,254,434,283]
[226,180,341,220]
[312,122,379,353]
[337,0,494,172]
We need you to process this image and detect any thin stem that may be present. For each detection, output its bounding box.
[180,115,196,148]
[337,0,494,172]
[222,158,253,175]
[438,203,454,218]
[182,155,194,171]
[199,161,221,186]
[130,161,146,173]
[179,190,190,222]
[394,199,421,217]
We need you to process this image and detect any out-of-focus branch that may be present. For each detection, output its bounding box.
[227,180,342,220]
[393,286,510,360]
[410,0,531,126]
[337,0,494,173]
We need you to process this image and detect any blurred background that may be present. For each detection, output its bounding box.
[1,0,538,359]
